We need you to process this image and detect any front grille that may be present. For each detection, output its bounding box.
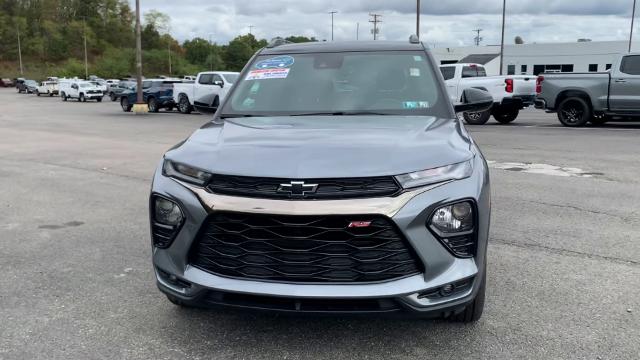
[87,90,101,94]
[189,212,423,283]
[205,290,401,313]
[207,175,400,200]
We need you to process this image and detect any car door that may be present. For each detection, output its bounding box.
[194,74,215,105]
[609,55,640,111]
[439,66,457,102]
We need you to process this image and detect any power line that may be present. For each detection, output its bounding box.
[369,13,382,40]
[473,28,483,46]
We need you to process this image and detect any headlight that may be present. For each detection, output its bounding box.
[430,202,474,234]
[154,197,183,226]
[163,159,212,186]
[395,160,473,189]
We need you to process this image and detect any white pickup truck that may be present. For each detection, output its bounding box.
[440,63,537,125]
[173,71,239,114]
[59,80,104,102]
[35,81,59,96]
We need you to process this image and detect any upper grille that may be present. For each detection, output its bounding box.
[189,212,423,283]
[207,175,400,200]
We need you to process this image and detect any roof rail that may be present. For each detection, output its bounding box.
[409,35,420,44]
[266,37,293,48]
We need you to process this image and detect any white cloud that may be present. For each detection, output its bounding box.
[132,0,638,46]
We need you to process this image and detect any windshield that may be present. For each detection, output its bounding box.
[221,51,447,117]
[80,83,90,88]
[223,74,239,83]
[26,80,37,85]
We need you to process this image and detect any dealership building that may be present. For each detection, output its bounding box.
[430,40,633,76]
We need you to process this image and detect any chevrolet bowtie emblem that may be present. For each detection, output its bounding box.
[277,181,319,198]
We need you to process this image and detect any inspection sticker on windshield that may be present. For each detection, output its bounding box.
[255,55,295,69]
[246,68,290,80]
[403,101,429,109]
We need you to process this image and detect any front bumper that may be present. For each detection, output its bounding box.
[150,155,490,316]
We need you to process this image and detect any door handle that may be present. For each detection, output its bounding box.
[615,79,627,83]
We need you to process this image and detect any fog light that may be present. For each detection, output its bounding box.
[154,197,183,226]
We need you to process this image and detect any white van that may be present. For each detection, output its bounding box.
[59,80,104,102]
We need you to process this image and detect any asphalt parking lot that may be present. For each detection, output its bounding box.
[0,89,638,360]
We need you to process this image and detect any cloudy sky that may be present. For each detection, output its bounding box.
[134,0,638,46]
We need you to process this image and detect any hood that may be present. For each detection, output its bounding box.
[165,116,474,178]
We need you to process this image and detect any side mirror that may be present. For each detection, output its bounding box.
[454,88,494,113]
[213,80,224,88]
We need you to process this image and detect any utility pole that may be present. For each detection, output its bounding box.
[473,29,483,46]
[16,23,23,76]
[83,18,88,79]
[168,41,172,75]
[133,0,147,112]
[248,25,254,35]
[631,0,637,52]
[356,22,359,40]
[369,13,382,40]
[416,0,421,39]
[329,11,337,41]
[209,34,214,71]
[499,0,506,75]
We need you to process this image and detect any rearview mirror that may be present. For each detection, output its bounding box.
[454,88,494,113]
[213,80,224,87]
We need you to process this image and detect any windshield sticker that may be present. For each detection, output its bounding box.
[403,101,430,109]
[246,68,290,80]
[413,56,423,62]
[255,55,295,69]
[410,68,421,77]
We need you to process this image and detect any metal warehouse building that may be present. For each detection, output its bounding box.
[430,40,634,76]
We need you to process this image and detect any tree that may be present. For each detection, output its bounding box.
[224,34,267,71]
[285,36,318,43]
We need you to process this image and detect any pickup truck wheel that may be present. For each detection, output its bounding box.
[148,97,159,113]
[61,92,67,101]
[36,90,40,96]
[178,95,192,114]
[450,267,486,323]
[557,97,591,127]
[79,93,85,102]
[121,97,132,112]
[493,108,519,124]
[109,93,117,102]
[463,110,491,125]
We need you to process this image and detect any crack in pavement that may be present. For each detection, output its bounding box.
[518,199,636,223]
[492,237,640,266]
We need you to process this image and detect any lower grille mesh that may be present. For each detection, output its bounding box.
[189,212,423,283]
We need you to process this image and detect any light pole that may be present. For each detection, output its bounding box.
[416,0,420,39]
[631,0,637,52]
[83,18,88,79]
[499,0,506,75]
[209,34,214,71]
[16,22,23,76]
[329,11,338,41]
[133,0,147,113]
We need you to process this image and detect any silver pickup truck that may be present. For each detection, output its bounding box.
[535,53,640,127]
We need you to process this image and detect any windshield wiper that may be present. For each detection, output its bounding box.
[290,111,391,116]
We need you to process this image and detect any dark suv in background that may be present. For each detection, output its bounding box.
[149,39,493,322]
[120,79,180,112]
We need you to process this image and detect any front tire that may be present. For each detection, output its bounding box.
[463,110,491,125]
[36,90,40,96]
[557,97,591,127]
[178,95,192,114]
[79,93,85,102]
[121,97,132,112]
[148,97,159,113]
[61,92,67,101]
[110,93,117,102]
[450,268,486,323]
[493,107,519,124]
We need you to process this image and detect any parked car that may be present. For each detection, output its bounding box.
[535,53,640,127]
[35,81,59,96]
[18,80,38,94]
[59,80,104,102]
[150,38,493,322]
[89,80,108,94]
[108,80,134,101]
[15,78,25,89]
[120,79,180,112]
[440,63,536,125]
[173,71,240,114]
[0,78,14,87]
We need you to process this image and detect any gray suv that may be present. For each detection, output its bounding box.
[150,39,493,322]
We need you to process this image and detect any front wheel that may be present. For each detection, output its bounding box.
[463,110,491,125]
[110,93,117,102]
[493,107,519,124]
[450,268,486,323]
[148,97,159,113]
[61,92,67,101]
[178,95,192,114]
[36,90,40,96]
[121,97,132,112]
[557,97,591,127]
[79,93,85,102]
